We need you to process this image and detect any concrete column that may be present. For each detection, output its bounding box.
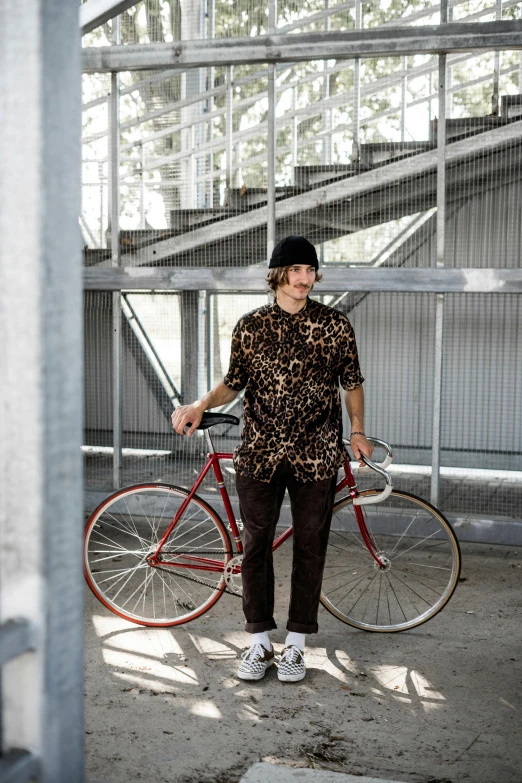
[0,0,83,780]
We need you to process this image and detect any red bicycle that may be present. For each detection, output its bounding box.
[84,413,461,632]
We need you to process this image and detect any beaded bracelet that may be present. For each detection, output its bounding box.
[349,431,365,438]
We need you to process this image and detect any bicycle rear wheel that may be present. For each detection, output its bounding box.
[84,483,232,627]
[321,489,461,632]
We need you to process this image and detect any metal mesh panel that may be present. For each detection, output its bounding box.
[83,291,267,495]
[281,53,437,267]
[82,8,522,529]
[346,292,436,482]
[85,289,522,521]
[438,41,522,519]
[81,1,522,44]
[82,73,111,253]
[84,292,114,489]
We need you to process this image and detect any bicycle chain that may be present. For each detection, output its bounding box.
[155,553,242,599]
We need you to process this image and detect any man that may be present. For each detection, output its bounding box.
[172,235,373,683]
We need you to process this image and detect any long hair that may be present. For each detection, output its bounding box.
[265,266,323,295]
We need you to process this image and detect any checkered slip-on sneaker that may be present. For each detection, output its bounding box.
[237,643,275,681]
[277,645,306,682]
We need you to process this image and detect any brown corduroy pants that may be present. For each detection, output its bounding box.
[236,458,337,634]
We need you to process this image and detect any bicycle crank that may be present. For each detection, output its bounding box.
[224,555,243,596]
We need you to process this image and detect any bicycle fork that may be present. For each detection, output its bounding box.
[339,459,387,569]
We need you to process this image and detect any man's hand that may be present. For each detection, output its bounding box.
[350,434,374,466]
[171,402,205,437]
[171,382,239,438]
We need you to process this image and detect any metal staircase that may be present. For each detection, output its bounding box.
[84,107,522,270]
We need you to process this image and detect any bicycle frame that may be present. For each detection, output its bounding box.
[148,431,384,573]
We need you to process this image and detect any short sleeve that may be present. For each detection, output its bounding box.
[223,320,249,392]
[339,319,364,391]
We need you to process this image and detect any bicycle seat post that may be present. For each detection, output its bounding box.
[204,428,215,454]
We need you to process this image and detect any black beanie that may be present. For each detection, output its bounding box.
[269,235,319,270]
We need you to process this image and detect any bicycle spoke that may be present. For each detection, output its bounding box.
[331,569,376,604]
[384,573,407,621]
[388,571,429,611]
[344,572,380,618]
[156,567,204,609]
[122,497,151,545]
[390,562,448,589]
[94,562,148,586]
[330,524,372,554]
[128,496,156,540]
[390,565,445,596]
[120,568,152,611]
[391,528,441,560]
[132,567,154,618]
[376,572,383,627]
[150,493,171,544]
[95,513,149,550]
[168,520,224,552]
[388,507,424,555]
[323,568,374,593]
[361,573,381,624]
[400,560,452,571]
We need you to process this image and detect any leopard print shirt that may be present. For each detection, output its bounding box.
[223,297,364,483]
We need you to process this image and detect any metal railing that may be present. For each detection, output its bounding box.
[82,1,522,203]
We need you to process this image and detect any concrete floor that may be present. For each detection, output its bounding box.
[85,541,522,783]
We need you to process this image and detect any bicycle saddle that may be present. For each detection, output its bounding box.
[192,412,240,430]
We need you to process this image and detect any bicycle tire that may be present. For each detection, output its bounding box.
[321,489,461,632]
[84,483,232,627]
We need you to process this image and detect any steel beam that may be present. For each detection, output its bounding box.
[225,66,233,190]
[110,19,122,489]
[83,21,522,72]
[83,266,522,293]
[432,47,447,508]
[80,0,137,36]
[352,0,362,161]
[266,1,277,262]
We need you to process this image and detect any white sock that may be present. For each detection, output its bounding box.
[251,631,272,650]
[285,631,306,651]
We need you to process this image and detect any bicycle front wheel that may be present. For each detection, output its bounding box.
[321,490,461,632]
[84,483,232,627]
